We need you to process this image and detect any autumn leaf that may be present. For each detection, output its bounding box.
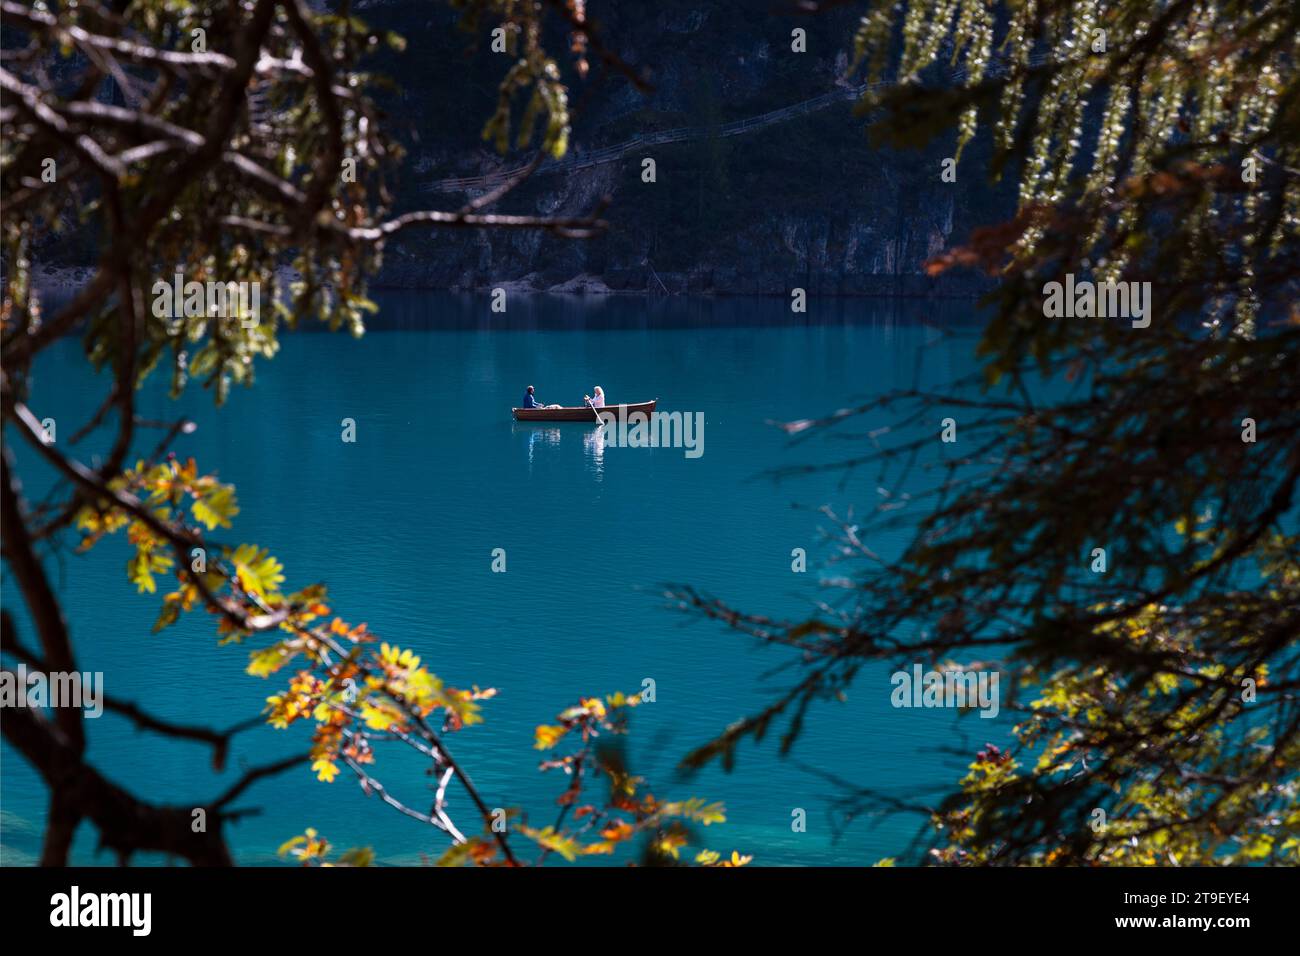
[191,483,239,530]
[229,543,285,600]
[127,548,173,594]
[359,699,404,732]
[655,830,688,860]
[519,825,581,862]
[600,819,635,843]
[247,641,298,678]
[534,723,568,750]
[661,797,727,826]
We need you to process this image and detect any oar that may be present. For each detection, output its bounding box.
[588,399,614,433]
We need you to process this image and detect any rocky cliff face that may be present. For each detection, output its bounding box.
[366,1,1013,297]
[19,3,1013,299]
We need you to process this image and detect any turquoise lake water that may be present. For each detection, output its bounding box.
[1,292,1012,866]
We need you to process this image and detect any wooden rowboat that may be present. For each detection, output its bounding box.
[512,399,657,423]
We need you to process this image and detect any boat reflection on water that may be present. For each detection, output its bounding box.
[511,421,606,478]
[582,424,605,479]
[513,424,562,467]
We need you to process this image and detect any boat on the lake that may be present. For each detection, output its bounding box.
[512,399,657,423]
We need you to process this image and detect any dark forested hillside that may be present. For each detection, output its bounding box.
[347,0,1012,295]
[20,1,1013,296]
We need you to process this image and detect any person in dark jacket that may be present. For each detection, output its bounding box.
[522,385,561,409]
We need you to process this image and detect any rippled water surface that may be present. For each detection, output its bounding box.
[2,292,1009,866]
